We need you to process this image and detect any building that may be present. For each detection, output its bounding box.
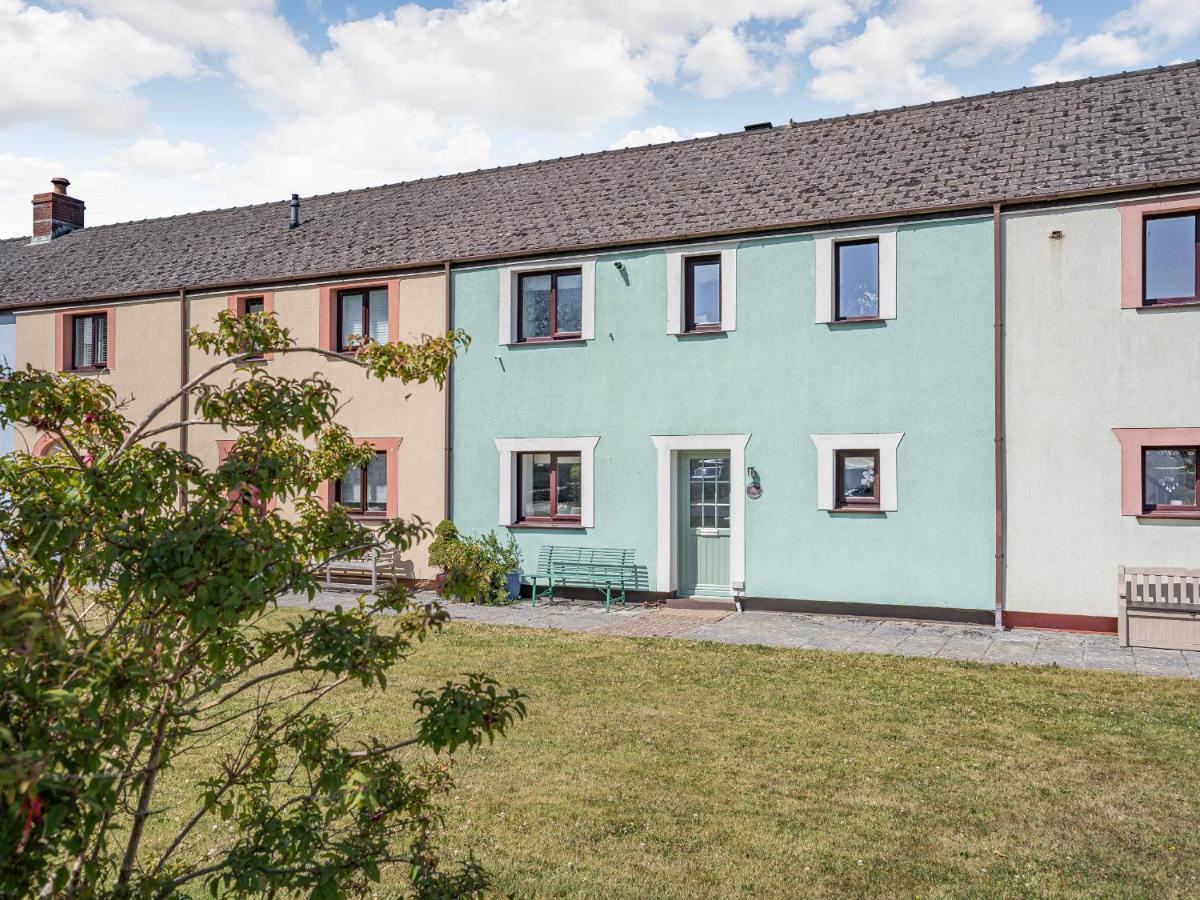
[2,63,1199,627]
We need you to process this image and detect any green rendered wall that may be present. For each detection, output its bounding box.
[450,217,995,609]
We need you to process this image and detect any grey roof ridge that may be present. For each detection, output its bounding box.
[7,58,1199,243]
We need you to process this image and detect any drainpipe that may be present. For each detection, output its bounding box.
[992,203,1006,631]
[178,287,189,508]
[443,261,452,524]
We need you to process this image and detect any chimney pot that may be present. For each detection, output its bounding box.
[31,177,85,243]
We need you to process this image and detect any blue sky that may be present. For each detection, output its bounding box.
[1,0,1197,238]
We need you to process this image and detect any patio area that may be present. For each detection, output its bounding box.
[288,591,1200,680]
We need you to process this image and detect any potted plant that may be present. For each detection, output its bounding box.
[429,519,522,605]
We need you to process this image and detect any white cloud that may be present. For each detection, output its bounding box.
[607,126,719,149]
[1032,0,1200,85]
[0,0,193,133]
[808,0,1053,108]
[682,26,789,99]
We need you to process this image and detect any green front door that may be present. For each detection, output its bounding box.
[678,452,732,598]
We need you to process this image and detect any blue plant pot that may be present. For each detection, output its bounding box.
[504,572,521,602]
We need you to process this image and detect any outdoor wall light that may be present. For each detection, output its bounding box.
[613,260,624,270]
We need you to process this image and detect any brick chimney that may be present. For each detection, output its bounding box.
[31,177,85,244]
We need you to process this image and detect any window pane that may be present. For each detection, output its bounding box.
[338,462,361,508]
[74,316,94,368]
[1145,215,1197,301]
[687,259,721,327]
[94,315,107,366]
[837,241,880,318]
[365,453,387,512]
[555,272,582,334]
[244,298,265,316]
[521,453,552,518]
[368,288,389,344]
[715,505,731,529]
[841,454,877,501]
[1144,448,1197,507]
[556,454,582,516]
[520,274,552,339]
[340,293,364,348]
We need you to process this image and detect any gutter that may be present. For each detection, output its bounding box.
[992,204,1006,631]
[443,260,452,524]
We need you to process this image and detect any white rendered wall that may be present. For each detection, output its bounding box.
[1004,202,1200,617]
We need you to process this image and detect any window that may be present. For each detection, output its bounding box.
[72,313,108,370]
[337,287,389,351]
[1143,447,1198,512]
[688,456,731,528]
[835,239,880,321]
[517,452,582,523]
[835,450,880,509]
[334,452,388,516]
[684,256,722,332]
[517,268,582,341]
[1143,213,1199,305]
[241,296,265,317]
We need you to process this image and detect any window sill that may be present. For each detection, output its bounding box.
[1137,510,1200,520]
[1135,299,1200,311]
[675,327,728,337]
[61,367,111,376]
[508,521,586,530]
[828,507,885,515]
[506,338,587,347]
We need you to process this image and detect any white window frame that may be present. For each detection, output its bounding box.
[498,257,596,345]
[814,226,897,324]
[810,433,904,512]
[666,242,738,334]
[651,433,751,595]
[495,436,600,527]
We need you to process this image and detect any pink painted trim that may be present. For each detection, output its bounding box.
[228,291,275,359]
[319,436,403,518]
[32,434,60,457]
[54,306,116,372]
[318,279,400,351]
[216,437,278,512]
[1119,193,1200,309]
[1113,427,1200,515]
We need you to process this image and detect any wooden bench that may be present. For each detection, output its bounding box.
[527,547,637,612]
[1118,566,1200,650]
[324,547,398,593]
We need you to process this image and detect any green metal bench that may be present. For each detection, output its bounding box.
[527,546,636,612]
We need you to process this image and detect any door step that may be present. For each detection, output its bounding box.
[668,596,738,612]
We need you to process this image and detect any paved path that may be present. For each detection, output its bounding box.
[287,592,1200,680]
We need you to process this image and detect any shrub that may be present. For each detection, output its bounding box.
[429,519,521,605]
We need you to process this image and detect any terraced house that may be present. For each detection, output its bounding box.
[2,64,1200,639]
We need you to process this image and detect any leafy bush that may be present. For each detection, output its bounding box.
[429,520,521,605]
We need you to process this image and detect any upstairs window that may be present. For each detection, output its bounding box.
[684,255,722,332]
[1143,447,1198,512]
[518,269,582,341]
[835,239,880,321]
[241,296,265,317]
[337,287,389,351]
[835,449,880,510]
[1144,213,1199,305]
[335,451,388,517]
[517,451,582,523]
[72,313,108,370]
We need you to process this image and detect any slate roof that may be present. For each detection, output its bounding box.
[3,62,1200,310]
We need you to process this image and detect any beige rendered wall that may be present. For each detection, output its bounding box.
[188,272,448,580]
[1004,201,1200,618]
[13,297,183,453]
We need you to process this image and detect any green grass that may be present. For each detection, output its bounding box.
[150,619,1200,897]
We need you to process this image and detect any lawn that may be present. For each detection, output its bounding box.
[149,616,1200,897]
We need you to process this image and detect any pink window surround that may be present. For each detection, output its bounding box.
[32,434,60,457]
[217,439,278,513]
[227,291,276,360]
[1119,193,1200,309]
[1113,427,1200,518]
[317,436,402,519]
[54,307,116,372]
[318,280,400,352]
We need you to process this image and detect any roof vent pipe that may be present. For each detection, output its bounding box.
[743,122,772,132]
[289,193,300,229]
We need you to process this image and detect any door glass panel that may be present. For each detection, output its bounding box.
[521,453,552,518]
[688,456,730,529]
[1144,448,1198,507]
[1144,214,1197,301]
[520,274,552,339]
[556,454,582,516]
[836,240,880,318]
[365,453,387,512]
[556,272,583,334]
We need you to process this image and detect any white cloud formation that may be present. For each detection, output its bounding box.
[607,126,719,149]
[808,0,1054,108]
[1032,0,1200,84]
[0,0,193,133]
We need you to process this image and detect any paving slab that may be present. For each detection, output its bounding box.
[278,591,1200,680]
